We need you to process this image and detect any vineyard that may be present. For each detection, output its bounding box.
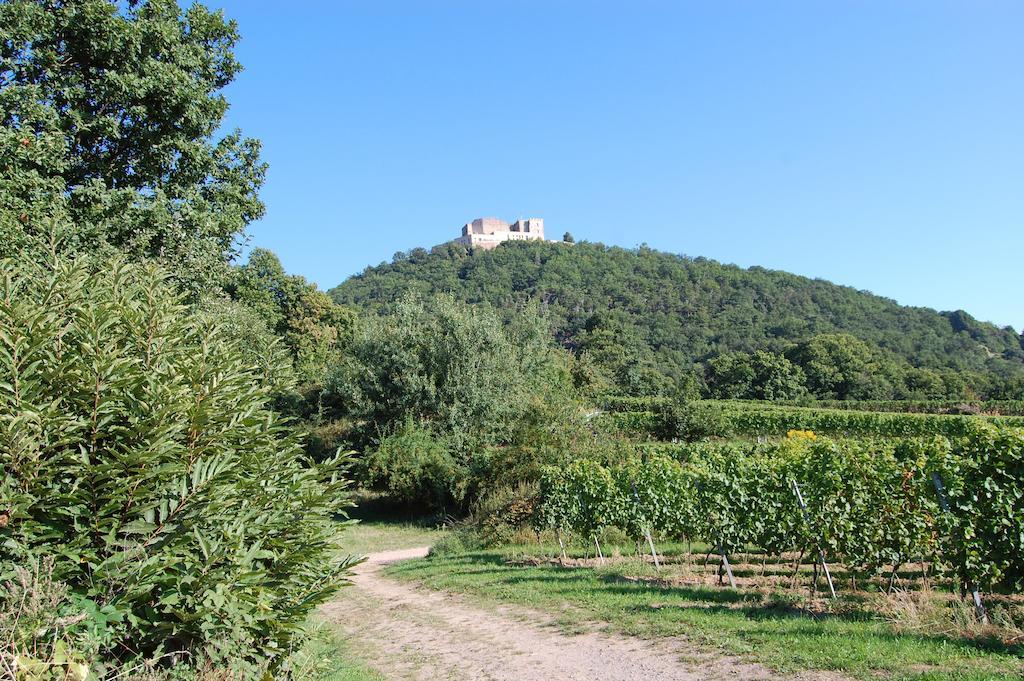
[601,396,1024,416]
[600,400,1024,439]
[537,424,1024,601]
[766,399,1024,416]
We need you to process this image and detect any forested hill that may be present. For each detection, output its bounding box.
[329,240,1024,397]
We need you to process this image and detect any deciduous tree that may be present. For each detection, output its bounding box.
[1,0,265,291]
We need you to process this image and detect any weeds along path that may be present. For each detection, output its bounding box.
[321,547,843,681]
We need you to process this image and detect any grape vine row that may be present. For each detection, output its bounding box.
[600,401,1024,439]
[537,424,1024,593]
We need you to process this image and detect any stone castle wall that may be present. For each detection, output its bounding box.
[456,217,546,250]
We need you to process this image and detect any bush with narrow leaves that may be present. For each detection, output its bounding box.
[0,257,358,674]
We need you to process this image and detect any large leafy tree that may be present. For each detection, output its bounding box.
[575,311,674,397]
[0,0,265,291]
[331,295,568,452]
[786,333,890,400]
[707,350,807,400]
[327,295,579,506]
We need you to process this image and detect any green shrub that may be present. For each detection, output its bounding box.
[0,257,358,673]
[330,295,581,509]
[427,531,480,558]
[361,419,464,509]
[470,482,539,545]
[656,400,731,441]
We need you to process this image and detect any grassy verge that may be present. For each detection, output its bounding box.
[291,625,387,681]
[385,547,1024,681]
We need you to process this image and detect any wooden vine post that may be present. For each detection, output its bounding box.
[930,472,988,623]
[631,480,660,569]
[790,479,837,599]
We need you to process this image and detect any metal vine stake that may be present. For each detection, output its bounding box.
[930,472,987,623]
[630,480,660,569]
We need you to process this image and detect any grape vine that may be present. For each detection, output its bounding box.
[536,425,1024,593]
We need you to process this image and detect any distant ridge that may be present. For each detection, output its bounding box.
[330,239,1024,394]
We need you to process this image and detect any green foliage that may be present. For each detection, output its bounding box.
[602,400,1024,439]
[655,399,732,441]
[194,296,297,396]
[596,410,660,438]
[329,296,552,452]
[535,466,572,535]
[536,426,1024,592]
[600,395,671,412]
[763,398,1024,416]
[330,241,1024,399]
[362,420,463,510]
[575,312,674,397]
[707,350,806,400]
[227,248,355,385]
[325,294,581,508]
[0,0,265,292]
[929,428,1024,591]
[562,460,617,538]
[715,402,1024,438]
[0,256,357,672]
[613,456,687,540]
[785,333,890,399]
[470,482,539,545]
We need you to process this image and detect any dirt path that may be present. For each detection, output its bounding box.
[321,547,844,681]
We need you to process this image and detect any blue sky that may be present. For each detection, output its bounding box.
[212,1,1023,331]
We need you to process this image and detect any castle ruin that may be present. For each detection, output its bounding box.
[455,217,546,250]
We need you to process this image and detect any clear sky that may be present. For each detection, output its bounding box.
[211,1,1023,331]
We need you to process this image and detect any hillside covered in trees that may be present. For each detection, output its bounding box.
[330,240,1024,400]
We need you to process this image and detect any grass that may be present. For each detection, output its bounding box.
[384,546,1024,681]
[338,491,448,556]
[341,519,447,557]
[291,625,387,681]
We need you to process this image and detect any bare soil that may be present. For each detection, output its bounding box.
[321,547,848,681]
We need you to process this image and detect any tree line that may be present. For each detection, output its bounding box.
[331,241,1024,401]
